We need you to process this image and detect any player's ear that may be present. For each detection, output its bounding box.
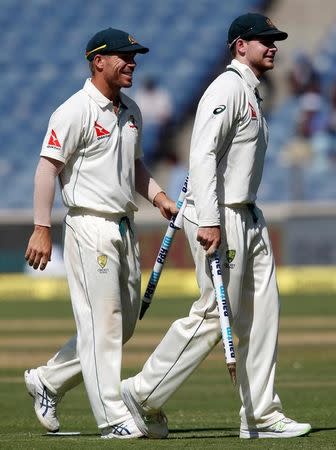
[236,38,247,56]
[92,54,104,72]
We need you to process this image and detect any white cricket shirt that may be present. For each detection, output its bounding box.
[40,79,143,215]
[185,59,269,227]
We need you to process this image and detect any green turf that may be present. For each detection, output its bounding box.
[1,293,335,319]
[0,294,335,449]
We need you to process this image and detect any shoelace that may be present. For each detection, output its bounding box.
[38,386,59,418]
[110,423,131,436]
[269,418,292,432]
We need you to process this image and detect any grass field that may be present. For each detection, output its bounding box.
[0,293,336,449]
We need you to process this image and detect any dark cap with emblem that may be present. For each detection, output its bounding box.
[228,13,288,48]
[86,28,149,61]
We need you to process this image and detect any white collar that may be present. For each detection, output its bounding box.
[228,59,260,90]
[83,79,129,110]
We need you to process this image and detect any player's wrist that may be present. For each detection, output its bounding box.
[34,223,51,230]
[153,191,166,207]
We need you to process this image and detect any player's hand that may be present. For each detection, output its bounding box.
[197,226,221,255]
[153,192,179,220]
[25,225,52,270]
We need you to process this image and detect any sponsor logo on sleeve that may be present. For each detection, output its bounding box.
[47,129,62,149]
[213,105,226,115]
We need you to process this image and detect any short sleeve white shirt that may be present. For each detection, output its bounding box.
[40,79,143,215]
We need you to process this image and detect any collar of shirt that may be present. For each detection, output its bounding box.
[229,59,260,91]
[83,78,128,111]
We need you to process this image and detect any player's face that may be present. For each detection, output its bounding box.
[247,38,278,74]
[101,52,137,89]
[238,38,278,77]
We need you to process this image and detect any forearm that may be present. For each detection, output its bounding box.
[33,157,63,226]
[135,158,163,204]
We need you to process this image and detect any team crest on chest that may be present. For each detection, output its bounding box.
[248,103,258,120]
[94,121,111,139]
[97,254,109,273]
[128,115,138,130]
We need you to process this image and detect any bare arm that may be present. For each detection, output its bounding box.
[134,159,163,203]
[135,159,178,219]
[25,156,64,270]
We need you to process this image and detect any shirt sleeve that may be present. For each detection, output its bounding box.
[40,101,83,163]
[133,103,144,160]
[189,77,242,226]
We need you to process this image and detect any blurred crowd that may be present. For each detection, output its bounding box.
[134,76,188,200]
[134,76,173,168]
[281,52,336,182]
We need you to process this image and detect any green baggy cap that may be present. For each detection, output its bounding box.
[228,13,288,48]
[86,28,149,60]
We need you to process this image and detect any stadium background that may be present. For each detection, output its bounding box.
[0,1,336,448]
[0,0,335,296]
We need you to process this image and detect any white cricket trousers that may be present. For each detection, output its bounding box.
[129,204,284,428]
[37,210,141,428]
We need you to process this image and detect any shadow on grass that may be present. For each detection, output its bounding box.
[310,427,336,433]
[169,427,239,439]
[169,426,336,439]
[45,433,99,438]
[44,429,239,440]
[171,427,238,433]
[43,426,336,440]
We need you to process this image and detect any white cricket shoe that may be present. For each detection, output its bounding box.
[121,378,169,439]
[24,368,60,432]
[101,417,144,439]
[240,417,312,439]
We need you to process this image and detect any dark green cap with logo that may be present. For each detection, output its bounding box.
[86,28,149,61]
[228,13,288,48]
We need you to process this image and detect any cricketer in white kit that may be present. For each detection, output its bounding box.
[120,14,312,439]
[24,27,177,439]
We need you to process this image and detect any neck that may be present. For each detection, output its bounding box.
[234,56,263,79]
[91,77,120,103]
